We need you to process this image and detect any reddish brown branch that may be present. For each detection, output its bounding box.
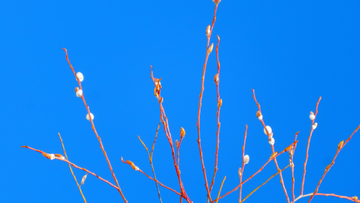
[307,125,360,203]
[22,146,120,190]
[197,3,220,202]
[210,35,222,193]
[301,96,321,195]
[62,48,127,202]
[251,89,290,203]
[290,132,299,203]
[239,125,248,203]
[150,66,191,203]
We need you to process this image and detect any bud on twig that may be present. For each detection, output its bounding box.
[207,43,214,54]
[217,99,222,108]
[86,112,94,121]
[238,167,242,176]
[80,173,88,186]
[256,111,263,120]
[180,127,185,138]
[309,111,315,120]
[243,155,250,164]
[264,125,272,135]
[270,152,278,159]
[76,72,84,82]
[213,0,221,5]
[337,140,344,150]
[206,25,211,37]
[75,87,83,97]
[312,122,318,130]
[214,73,219,84]
[269,137,275,145]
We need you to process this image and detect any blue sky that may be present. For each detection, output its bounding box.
[1,0,359,202]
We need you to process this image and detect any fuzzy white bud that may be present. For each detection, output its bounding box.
[76,72,84,82]
[309,111,315,120]
[49,154,55,160]
[243,155,250,164]
[264,125,272,135]
[269,137,275,145]
[76,89,83,97]
[86,113,94,121]
[312,122,318,130]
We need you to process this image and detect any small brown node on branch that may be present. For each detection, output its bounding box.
[54,154,65,160]
[214,73,219,84]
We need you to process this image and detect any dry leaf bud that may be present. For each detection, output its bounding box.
[180,127,185,138]
[256,111,263,120]
[86,112,94,121]
[269,137,275,145]
[353,196,358,201]
[337,140,344,150]
[207,43,214,54]
[284,145,293,153]
[270,152,278,159]
[54,154,65,160]
[309,111,315,120]
[214,73,219,84]
[175,140,179,148]
[264,125,272,135]
[126,160,140,171]
[76,72,84,82]
[206,25,211,37]
[218,99,222,108]
[42,153,55,160]
[80,173,88,185]
[75,88,83,97]
[312,122,318,130]
[243,155,250,164]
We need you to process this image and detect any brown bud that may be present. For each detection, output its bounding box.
[218,99,222,108]
[270,152,278,159]
[256,111,263,120]
[337,140,344,150]
[214,73,219,84]
[207,43,214,54]
[180,127,185,138]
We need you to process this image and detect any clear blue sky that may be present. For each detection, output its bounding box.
[1,1,359,203]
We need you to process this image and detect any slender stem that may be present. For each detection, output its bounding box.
[22,146,120,190]
[58,133,87,203]
[62,48,127,202]
[307,125,360,203]
[215,176,226,203]
[251,89,290,203]
[239,125,248,203]
[295,193,360,203]
[138,120,163,203]
[301,97,322,195]
[290,132,299,203]
[197,4,219,202]
[210,35,222,193]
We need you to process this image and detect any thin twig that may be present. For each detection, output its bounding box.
[21,146,120,190]
[197,3,220,202]
[215,176,226,203]
[294,193,359,203]
[251,89,290,203]
[120,157,182,196]
[241,165,289,203]
[150,66,191,203]
[138,120,162,203]
[62,48,127,202]
[307,125,360,203]
[301,96,321,195]
[58,133,87,203]
[210,35,222,193]
[290,132,299,203]
[239,125,248,203]
[213,141,297,202]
